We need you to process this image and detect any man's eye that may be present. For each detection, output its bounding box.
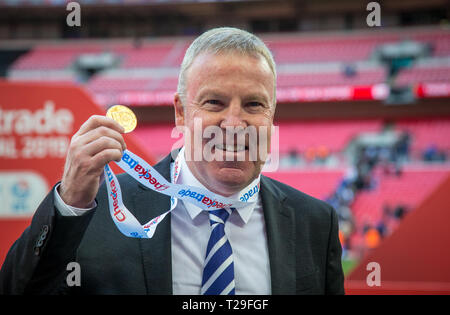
[247,102,263,108]
[206,100,221,105]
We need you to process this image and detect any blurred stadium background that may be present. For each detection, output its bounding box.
[0,0,450,294]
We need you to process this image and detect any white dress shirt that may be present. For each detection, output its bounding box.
[171,151,271,295]
[54,148,272,295]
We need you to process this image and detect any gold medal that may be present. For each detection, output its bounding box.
[106,105,137,133]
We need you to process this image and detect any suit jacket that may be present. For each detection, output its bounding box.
[0,151,345,295]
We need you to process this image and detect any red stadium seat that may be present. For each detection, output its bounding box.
[394,119,450,153]
[276,69,386,87]
[277,119,383,154]
[350,166,450,235]
[264,170,345,200]
[396,66,450,85]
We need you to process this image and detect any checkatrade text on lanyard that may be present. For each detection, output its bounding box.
[104,147,259,239]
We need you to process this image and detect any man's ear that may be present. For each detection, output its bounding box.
[173,92,185,128]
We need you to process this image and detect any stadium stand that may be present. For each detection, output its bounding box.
[352,167,450,227]
[277,119,383,154]
[396,65,450,85]
[276,70,386,87]
[5,29,447,71]
[11,44,103,70]
[6,27,450,110]
[349,166,450,255]
[394,119,450,154]
[265,169,346,201]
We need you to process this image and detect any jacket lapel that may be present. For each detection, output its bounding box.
[260,176,296,294]
[131,152,175,295]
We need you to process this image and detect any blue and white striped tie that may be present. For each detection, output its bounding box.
[201,208,236,295]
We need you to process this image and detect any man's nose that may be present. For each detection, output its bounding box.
[219,100,247,129]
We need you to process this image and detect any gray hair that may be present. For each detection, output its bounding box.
[177,27,277,106]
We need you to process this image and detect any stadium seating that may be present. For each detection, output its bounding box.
[88,77,155,92]
[350,166,450,233]
[8,28,449,96]
[264,169,345,200]
[86,70,387,97]
[277,119,383,154]
[396,66,450,85]
[276,70,386,87]
[394,119,450,153]
[11,44,102,70]
[411,31,450,57]
[115,43,183,68]
[261,29,450,63]
[267,36,391,63]
[132,123,180,160]
[7,27,449,114]
[12,50,76,71]
[348,164,450,253]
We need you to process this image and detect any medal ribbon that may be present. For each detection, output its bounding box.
[104,147,259,238]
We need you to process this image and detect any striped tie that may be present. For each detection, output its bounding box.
[201,208,236,295]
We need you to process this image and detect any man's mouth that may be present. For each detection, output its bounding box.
[215,144,249,153]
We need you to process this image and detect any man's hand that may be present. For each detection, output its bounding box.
[59,115,127,208]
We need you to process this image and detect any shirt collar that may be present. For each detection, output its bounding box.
[175,147,260,225]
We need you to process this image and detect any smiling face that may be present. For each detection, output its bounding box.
[173,51,276,196]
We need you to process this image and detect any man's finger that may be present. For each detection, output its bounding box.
[90,148,123,171]
[77,115,125,136]
[83,136,124,158]
[76,125,127,152]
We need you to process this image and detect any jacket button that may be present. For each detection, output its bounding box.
[41,225,49,234]
[33,225,50,256]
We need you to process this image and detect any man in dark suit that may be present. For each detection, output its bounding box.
[0,27,344,295]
